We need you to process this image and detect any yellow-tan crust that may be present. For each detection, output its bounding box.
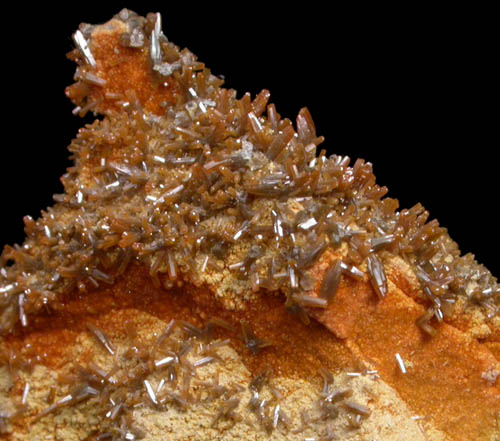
[2,256,499,440]
[1,265,432,440]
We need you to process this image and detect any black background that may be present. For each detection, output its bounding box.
[1,4,497,275]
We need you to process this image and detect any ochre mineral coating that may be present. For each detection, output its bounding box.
[1,8,500,441]
[1,281,430,440]
[66,17,180,117]
[309,251,500,440]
